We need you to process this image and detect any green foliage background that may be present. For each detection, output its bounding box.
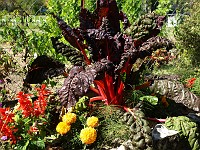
[0,0,194,64]
[175,0,200,65]
[0,0,155,63]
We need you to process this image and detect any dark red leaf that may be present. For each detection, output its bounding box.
[58,59,114,108]
[94,0,120,33]
[52,14,91,64]
[117,36,174,71]
[24,55,65,84]
[51,37,84,66]
[79,8,95,30]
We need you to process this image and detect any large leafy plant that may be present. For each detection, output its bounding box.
[25,0,173,110]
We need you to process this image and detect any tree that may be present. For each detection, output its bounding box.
[0,0,46,14]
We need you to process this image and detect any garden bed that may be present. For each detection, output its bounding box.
[1,0,200,150]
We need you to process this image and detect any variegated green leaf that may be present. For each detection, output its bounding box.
[150,79,200,112]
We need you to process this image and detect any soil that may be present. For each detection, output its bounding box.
[0,43,25,100]
[0,43,65,105]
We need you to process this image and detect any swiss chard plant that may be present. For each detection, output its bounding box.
[24,0,174,110]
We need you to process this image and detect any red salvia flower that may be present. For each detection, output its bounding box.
[34,84,50,116]
[0,107,16,144]
[36,84,51,98]
[33,97,47,116]
[17,92,33,117]
[17,85,50,117]
[28,122,39,134]
[0,107,14,123]
[186,77,196,88]
[0,119,16,144]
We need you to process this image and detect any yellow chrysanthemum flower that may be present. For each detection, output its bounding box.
[80,127,97,145]
[62,112,77,124]
[86,116,99,127]
[56,122,71,135]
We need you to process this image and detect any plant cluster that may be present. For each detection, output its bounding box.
[0,0,46,14]
[0,84,51,149]
[2,0,200,149]
[53,112,99,149]
[37,0,173,111]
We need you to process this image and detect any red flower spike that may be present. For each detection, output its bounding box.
[36,84,51,98]
[17,92,33,117]
[17,91,32,100]
[0,108,15,123]
[33,98,47,116]
[33,84,49,116]
[29,124,39,134]
[0,119,16,144]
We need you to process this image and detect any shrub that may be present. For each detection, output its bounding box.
[175,0,200,65]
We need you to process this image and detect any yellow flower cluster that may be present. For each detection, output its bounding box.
[62,112,77,124]
[80,116,99,145]
[80,127,97,145]
[86,116,99,128]
[56,112,77,135]
[56,122,71,135]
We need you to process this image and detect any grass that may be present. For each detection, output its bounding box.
[152,56,200,97]
[93,105,131,149]
[153,55,199,79]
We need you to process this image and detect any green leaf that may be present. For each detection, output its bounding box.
[32,138,45,149]
[23,117,32,125]
[22,140,30,150]
[13,114,20,122]
[39,116,48,122]
[120,72,127,83]
[45,134,57,140]
[139,96,158,105]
